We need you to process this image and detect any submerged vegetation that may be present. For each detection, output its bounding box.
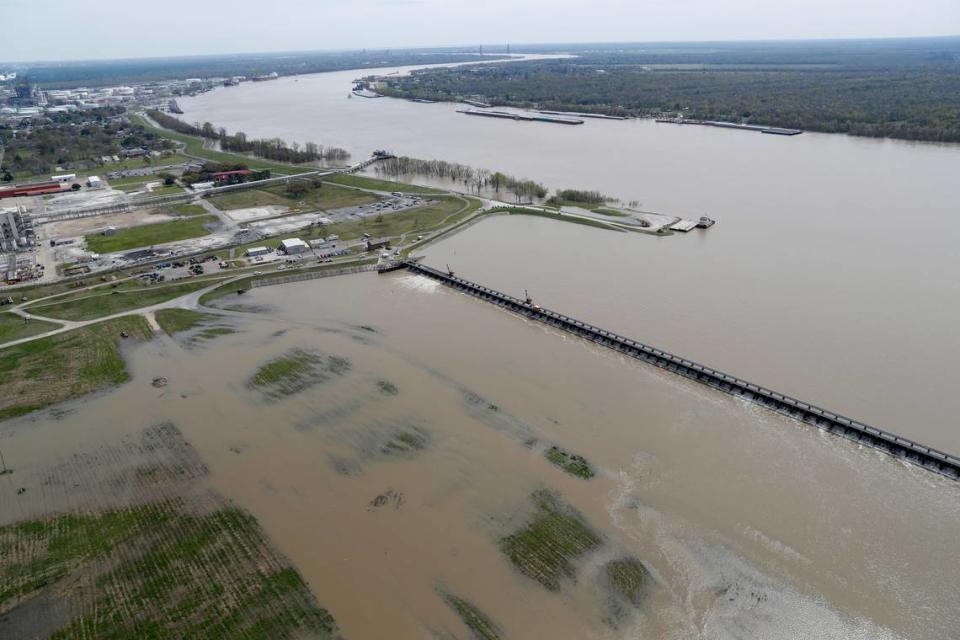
[442,593,501,640]
[154,308,216,335]
[604,557,651,607]
[545,445,595,479]
[601,557,652,625]
[499,489,602,591]
[373,156,547,202]
[0,316,152,422]
[248,348,351,400]
[0,503,340,639]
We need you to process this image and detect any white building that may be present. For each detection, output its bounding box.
[246,246,271,257]
[280,238,309,255]
[51,173,76,183]
[87,176,103,189]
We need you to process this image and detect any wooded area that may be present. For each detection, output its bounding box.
[0,107,177,179]
[380,38,960,143]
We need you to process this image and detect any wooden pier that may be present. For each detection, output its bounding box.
[397,260,960,482]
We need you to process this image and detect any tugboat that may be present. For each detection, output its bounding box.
[697,216,716,229]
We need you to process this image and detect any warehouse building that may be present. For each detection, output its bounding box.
[280,238,309,255]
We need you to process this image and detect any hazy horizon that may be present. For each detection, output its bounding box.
[3,0,959,63]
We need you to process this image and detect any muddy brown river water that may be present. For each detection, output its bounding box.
[2,272,958,638]
[4,58,958,639]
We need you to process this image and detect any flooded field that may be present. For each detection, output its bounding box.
[3,272,957,638]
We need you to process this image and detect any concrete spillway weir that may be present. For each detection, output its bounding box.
[397,260,960,482]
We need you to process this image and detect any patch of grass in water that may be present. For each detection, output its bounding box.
[1,502,341,639]
[155,308,215,335]
[499,490,602,591]
[248,349,351,400]
[376,379,399,396]
[379,425,430,457]
[545,445,595,479]
[604,557,650,606]
[600,557,652,626]
[442,592,501,640]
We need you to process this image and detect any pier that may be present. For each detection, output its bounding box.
[397,260,960,482]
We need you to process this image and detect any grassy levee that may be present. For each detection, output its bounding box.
[499,489,603,591]
[200,259,377,306]
[496,206,623,231]
[0,502,341,639]
[30,280,215,322]
[130,114,317,176]
[0,312,61,344]
[209,182,375,212]
[326,173,446,194]
[0,316,152,422]
[85,215,218,254]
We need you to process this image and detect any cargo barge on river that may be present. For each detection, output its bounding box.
[457,108,584,125]
[656,118,802,136]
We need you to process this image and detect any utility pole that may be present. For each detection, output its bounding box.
[0,447,9,475]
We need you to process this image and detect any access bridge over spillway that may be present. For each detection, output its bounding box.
[396,260,960,482]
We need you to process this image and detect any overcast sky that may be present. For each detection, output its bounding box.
[3,0,959,62]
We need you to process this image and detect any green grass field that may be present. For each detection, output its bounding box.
[30,281,215,322]
[0,316,152,421]
[85,215,218,254]
[209,182,375,212]
[0,312,61,345]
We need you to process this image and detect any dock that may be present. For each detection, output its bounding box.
[394,260,960,482]
[656,118,802,136]
[457,109,584,125]
[670,220,699,232]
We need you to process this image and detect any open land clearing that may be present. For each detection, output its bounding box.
[84,215,219,254]
[46,208,180,237]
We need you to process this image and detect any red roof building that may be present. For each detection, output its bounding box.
[0,181,67,199]
[211,170,253,183]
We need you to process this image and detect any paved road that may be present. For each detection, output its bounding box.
[0,276,242,350]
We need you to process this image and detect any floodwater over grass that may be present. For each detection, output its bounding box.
[2,271,959,639]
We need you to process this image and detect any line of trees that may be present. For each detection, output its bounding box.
[373,156,547,203]
[147,110,349,163]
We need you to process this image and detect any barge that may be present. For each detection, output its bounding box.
[656,118,802,136]
[457,108,584,125]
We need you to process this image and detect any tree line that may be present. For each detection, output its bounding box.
[373,156,547,203]
[147,110,349,163]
